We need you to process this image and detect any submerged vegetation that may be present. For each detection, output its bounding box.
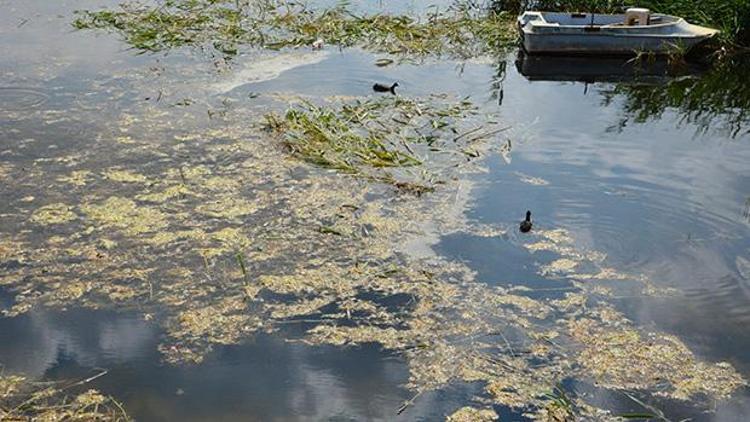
[0,372,130,421]
[73,0,517,60]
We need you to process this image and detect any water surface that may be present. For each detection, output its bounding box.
[1,1,749,420]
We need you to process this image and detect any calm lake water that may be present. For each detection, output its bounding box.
[1,1,749,421]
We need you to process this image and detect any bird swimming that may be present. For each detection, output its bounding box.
[520,210,532,233]
[373,82,398,94]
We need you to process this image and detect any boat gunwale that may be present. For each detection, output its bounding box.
[521,31,716,40]
[525,12,684,31]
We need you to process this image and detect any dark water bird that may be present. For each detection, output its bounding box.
[520,210,533,233]
[373,82,398,94]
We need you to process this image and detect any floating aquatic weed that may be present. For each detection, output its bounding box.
[81,196,168,236]
[515,171,550,186]
[195,195,262,219]
[539,384,576,421]
[446,406,498,422]
[464,222,508,238]
[164,295,261,363]
[567,305,746,402]
[0,371,130,421]
[540,258,580,277]
[136,184,193,203]
[57,169,94,186]
[0,163,14,180]
[267,296,332,319]
[265,95,498,191]
[0,235,24,266]
[527,228,682,298]
[103,168,149,183]
[30,203,77,225]
[73,0,519,60]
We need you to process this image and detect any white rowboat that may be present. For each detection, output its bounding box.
[517,8,719,55]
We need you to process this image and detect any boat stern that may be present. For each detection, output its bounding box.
[517,11,545,32]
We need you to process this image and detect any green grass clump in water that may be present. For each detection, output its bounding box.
[73,0,518,59]
[276,104,422,172]
[265,96,489,193]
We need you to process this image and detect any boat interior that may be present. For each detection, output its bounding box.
[523,10,679,27]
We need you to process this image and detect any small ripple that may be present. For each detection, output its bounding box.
[684,275,750,324]
[0,87,48,110]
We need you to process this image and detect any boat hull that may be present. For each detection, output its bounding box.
[521,31,713,55]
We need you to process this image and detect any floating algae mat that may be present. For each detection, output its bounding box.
[0,82,746,420]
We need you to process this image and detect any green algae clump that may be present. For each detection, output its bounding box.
[569,310,746,401]
[447,406,498,422]
[103,169,149,183]
[57,170,94,186]
[30,203,77,225]
[81,196,168,235]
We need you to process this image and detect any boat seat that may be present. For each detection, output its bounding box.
[625,8,650,26]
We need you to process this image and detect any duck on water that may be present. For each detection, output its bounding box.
[373,82,398,94]
[520,210,533,233]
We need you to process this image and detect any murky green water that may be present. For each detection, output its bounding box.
[1,1,749,421]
